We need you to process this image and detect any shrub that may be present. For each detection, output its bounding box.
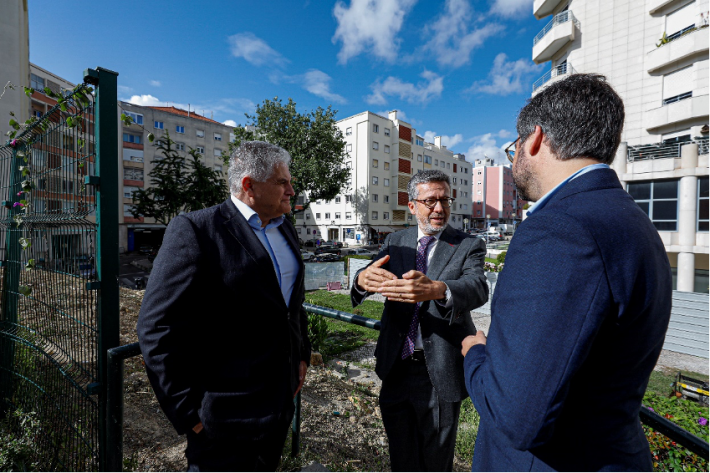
[0,409,41,471]
[496,252,507,264]
[307,312,329,353]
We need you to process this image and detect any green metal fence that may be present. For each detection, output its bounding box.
[0,67,119,471]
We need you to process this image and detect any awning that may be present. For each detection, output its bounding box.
[373,226,394,233]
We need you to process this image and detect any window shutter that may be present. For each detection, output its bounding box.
[663,65,693,100]
[666,1,696,36]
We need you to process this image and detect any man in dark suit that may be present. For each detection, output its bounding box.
[462,74,672,471]
[137,141,310,471]
[352,170,488,471]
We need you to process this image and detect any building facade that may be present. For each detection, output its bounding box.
[118,103,234,251]
[471,157,526,229]
[0,0,29,140]
[530,0,709,293]
[300,111,473,245]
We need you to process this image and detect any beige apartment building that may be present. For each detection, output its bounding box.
[300,111,472,245]
[531,0,709,293]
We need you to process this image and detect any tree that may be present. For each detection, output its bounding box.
[226,97,350,213]
[131,132,228,224]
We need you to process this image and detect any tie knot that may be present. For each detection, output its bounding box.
[419,236,435,250]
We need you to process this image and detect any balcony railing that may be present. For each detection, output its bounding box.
[532,62,576,93]
[533,10,579,46]
[627,138,708,162]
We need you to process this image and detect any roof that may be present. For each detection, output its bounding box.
[148,106,226,125]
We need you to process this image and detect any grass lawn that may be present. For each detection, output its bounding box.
[646,369,709,397]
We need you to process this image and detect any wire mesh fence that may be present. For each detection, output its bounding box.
[0,83,102,470]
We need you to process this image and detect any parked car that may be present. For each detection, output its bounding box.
[300,249,315,261]
[313,253,341,262]
[325,240,344,248]
[349,248,377,257]
[315,245,342,255]
[304,240,317,248]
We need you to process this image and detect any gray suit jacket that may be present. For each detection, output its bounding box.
[351,225,488,402]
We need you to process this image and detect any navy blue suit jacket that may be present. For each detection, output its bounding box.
[464,168,672,471]
[137,200,310,439]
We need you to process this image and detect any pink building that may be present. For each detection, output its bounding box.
[471,158,527,229]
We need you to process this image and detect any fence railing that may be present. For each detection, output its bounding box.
[532,63,576,93]
[627,138,708,162]
[533,10,579,46]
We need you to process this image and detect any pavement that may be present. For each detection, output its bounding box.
[119,252,153,289]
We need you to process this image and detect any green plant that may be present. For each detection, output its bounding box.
[0,408,42,471]
[496,251,507,264]
[308,312,329,353]
[455,398,481,460]
[656,32,670,47]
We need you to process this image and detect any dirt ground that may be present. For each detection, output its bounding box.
[118,288,471,472]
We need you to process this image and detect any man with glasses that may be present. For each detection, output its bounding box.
[352,169,488,471]
[461,74,672,471]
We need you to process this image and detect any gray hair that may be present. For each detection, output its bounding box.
[407,170,451,200]
[228,141,291,195]
[516,73,625,165]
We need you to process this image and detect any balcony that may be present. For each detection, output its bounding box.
[533,0,564,19]
[644,94,709,131]
[532,11,578,64]
[646,26,709,73]
[532,62,576,94]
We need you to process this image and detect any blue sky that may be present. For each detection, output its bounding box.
[29,0,546,164]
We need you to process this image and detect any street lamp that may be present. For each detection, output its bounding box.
[463,218,469,232]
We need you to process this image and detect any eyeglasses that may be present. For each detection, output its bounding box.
[413,198,455,209]
[504,137,520,164]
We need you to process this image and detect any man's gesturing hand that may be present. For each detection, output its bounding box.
[377,270,447,303]
[356,255,397,292]
[461,331,487,357]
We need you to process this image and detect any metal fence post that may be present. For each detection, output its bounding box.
[84,67,120,472]
[291,392,301,457]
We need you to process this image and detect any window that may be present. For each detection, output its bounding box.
[346,212,352,220]
[373,176,379,185]
[384,128,390,136]
[297,227,302,234]
[447,163,450,169]
[384,195,389,203]
[346,195,352,203]
[215,165,222,172]
[196,129,205,138]
[373,159,379,168]
[435,159,439,165]
[214,133,222,141]
[335,212,341,219]
[663,66,693,104]
[416,137,424,146]
[316,213,321,220]
[214,148,222,157]
[123,186,140,199]
[335,196,341,203]
[347,144,352,152]
[175,142,185,151]
[124,111,143,125]
[453,178,457,184]
[699,177,708,231]
[346,161,352,168]
[32,109,42,118]
[373,194,379,202]
[666,1,697,39]
[372,211,378,220]
[196,146,205,154]
[418,154,423,162]
[627,180,679,231]
[383,212,389,219]
[373,141,379,150]
[122,133,141,144]
[124,168,144,180]
[424,155,432,164]
[384,145,390,154]
[176,125,185,134]
[384,162,390,170]
[306,213,311,219]
[373,124,379,133]
[384,178,390,187]
[154,121,164,129]
[30,73,44,91]
[464,168,468,174]
[325,213,331,219]
[346,127,352,136]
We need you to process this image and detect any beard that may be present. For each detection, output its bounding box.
[513,146,541,202]
[414,210,449,235]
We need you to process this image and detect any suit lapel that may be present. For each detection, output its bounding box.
[394,227,418,276]
[427,225,458,280]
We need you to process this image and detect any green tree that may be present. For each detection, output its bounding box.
[226,97,350,213]
[131,132,227,224]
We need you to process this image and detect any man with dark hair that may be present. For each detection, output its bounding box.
[352,169,488,471]
[462,74,672,471]
[138,141,310,471]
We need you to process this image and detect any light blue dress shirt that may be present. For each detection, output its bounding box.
[526,163,610,216]
[231,196,299,305]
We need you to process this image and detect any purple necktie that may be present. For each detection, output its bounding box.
[402,235,436,359]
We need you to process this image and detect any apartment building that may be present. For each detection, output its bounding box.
[0,0,29,140]
[530,0,709,293]
[299,111,472,245]
[118,103,234,251]
[471,157,526,229]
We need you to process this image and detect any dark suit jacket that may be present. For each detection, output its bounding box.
[137,199,311,439]
[464,168,672,471]
[352,225,488,402]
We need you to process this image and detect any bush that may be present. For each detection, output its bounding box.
[642,392,709,471]
[308,312,329,353]
[496,251,506,264]
[0,409,41,471]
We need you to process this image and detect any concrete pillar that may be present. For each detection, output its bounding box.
[613,142,627,186]
[677,142,699,292]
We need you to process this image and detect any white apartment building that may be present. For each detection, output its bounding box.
[299,111,472,245]
[531,0,709,293]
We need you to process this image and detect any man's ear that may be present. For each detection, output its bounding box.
[528,125,544,156]
[242,176,254,194]
[408,201,416,214]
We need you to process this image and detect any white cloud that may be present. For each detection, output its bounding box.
[497,129,512,138]
[123,94,255,123]
[422,131,464,149]
[366,71,443,105]
[302,69,347,104]
[468,52,541,95]
[150,80,161,87]
[127,94,163,107]
[422,0,503,68]
[332,0,417,64]
[118,85,133,94]
[374,109,422,126]
[228,32,289,67]
[465,132,508,164]
[223,120,237,127]
[490,0,532,17]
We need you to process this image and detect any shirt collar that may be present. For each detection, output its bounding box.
[231,194,285,231]
[417,225,444,244]
[526,163,609,216]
